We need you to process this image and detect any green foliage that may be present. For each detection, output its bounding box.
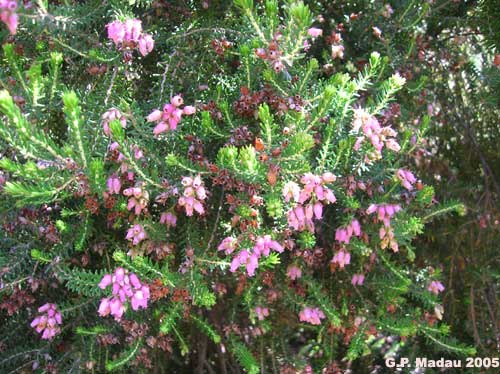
[113,251,178,286]
[217,145,266,183]
[105,338,143,372]
[58,267,106,297]
[230,338,260,374]
[191,315,222,344]
[159,304,182,334]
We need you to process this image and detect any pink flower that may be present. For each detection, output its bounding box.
[254,306,270,321]
[31,303,62,340]
[124,19,143,42]
[217,236,238,255]
[106,18,154,57]
[0,1,18,35]
[428,281,445,295]
[130,287,150,310]
[138,34,154,56]
[385,138,401,152]
[287,205,315,232]
[101,108,127,136]
[133,146,144,160]
[98,297,111,317]
[299,307,325,325]
[383,4,394,18]
[335,219,362,244]
[366,203,401,227]
[107,174,121,195]
[146,109,163,122]
[109,298,125,320]
[331,44,344,59]
[287,265,302,280]
[99,274,112,289]
[351,274,365,286]
[148,96,196,135]
[171,95,184,107]
[158,103,183,133]
[228,235,283,277]
[123,184,149,215]
[313,202,323,219]
[352,109,400,155]
[98,268,150,320]
[335,228,348,243]
[253,235,283,256]
[303,39,311,51]
[272,60,284,73]
[109,142,120,151]
[107,20,125,44]
[322,172,336,183]
[379,226,399,252]
[307,27,323,38]
[230,250,259,277]
[331,250,351,269]
[230,250,248,272]
[183,105,196,115]
[178,175,206,216]
[160,212,177,227]
[285,173,336,232]
[396,169,417,191]
[126,224,147,245]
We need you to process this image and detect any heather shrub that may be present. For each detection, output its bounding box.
[313,0,500,360]
[0,1,483,373]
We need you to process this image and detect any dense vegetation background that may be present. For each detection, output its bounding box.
[0,0,498,373]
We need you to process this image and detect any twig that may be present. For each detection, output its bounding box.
[163,28,241,43]
[159,52,177,105]
[204,188,225,256]
[104,66,117,106]
[469,287,483,349]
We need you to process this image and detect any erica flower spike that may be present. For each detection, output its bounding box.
[147,95,196,136]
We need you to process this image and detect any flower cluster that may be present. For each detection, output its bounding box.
[285,173,336,232]
[178,175,206,216]
[0,0,18,35]
[351,274,365,286]
[352,109,400,156]
[217,236,238,255]
[101,108,127,136]
[303,27,323,51]
[428,281,445,295]
[367,203,401,227]
[123,184,149,215]
[367,203,401,252]
[379,225,399,252]
[299,307,325,325]
[287,265,302,280]
[307,27,323,38]
[160,212,177,228]
[126,224,147,245]
[147,95,196,135]
[255,39,284,73]
[107,174,121,195]
[331,249,351,269]
[396,169,417,191]
[30,303,62,340]
[335,219,362,244]
[229,235,283,277]
[329,32,344,59]
[106,19,154,56]
[98,268,150,321]
[254,306,269,321]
